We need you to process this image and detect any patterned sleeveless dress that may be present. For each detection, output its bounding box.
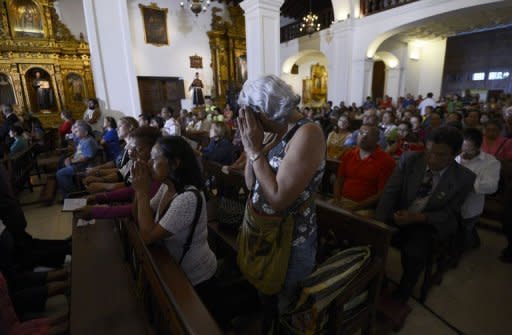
[251,118,325,247]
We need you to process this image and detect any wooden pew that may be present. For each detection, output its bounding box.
[206,199,393,335]
[184,131,210,149]
[202,158,393,334]
[319,158,340,198]
[118,218,223,335]
[1,144,36,195]
[315,199,393,335]
[70,218,150,335]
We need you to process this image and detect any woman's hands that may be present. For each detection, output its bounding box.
[74,206,93,220]
[237,108,264,156]
[131,160,152,195]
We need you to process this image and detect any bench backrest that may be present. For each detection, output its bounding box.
[315,199,392,261]
[1,144,36,194]
[119,219,222,335]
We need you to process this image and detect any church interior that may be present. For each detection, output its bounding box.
[0,0,512,334]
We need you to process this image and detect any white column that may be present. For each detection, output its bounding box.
[82,0,141,118]
[328,20,354,105]
[240,0,284,80]
[349,57,373,105]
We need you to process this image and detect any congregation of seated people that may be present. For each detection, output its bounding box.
[1,82,512,334]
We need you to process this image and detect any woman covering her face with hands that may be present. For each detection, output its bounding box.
[236,75,326,332]
[130,136,217,289]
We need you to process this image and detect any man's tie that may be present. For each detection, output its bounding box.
[416,169,435,198]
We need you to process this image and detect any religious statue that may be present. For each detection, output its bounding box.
[189,72,205,107]
[32,71,53,111]
[0,74,16,105]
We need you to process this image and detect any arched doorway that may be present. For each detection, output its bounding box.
[372,60,385,100]
[281,50,328,107]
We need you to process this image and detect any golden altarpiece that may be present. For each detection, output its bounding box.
[207,6,246,108]
[0,0,94,127]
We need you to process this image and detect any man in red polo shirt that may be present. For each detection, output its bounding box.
[334,125,396,211]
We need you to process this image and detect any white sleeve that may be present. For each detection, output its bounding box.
[158,191,198,235]
[150,184,165,212]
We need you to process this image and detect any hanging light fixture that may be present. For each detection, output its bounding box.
[180,0,210,16]
[299,0,320,35]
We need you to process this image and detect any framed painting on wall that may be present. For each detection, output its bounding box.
[139,3,169,46]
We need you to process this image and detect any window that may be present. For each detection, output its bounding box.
[472,72,485,81]
[488,71,510,80]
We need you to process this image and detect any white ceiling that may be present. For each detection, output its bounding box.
[391,1,512,43]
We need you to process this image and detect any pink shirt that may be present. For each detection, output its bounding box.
[482,136,512,161]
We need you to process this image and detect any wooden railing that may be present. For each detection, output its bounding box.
[280,8,335,43]
[360,0,419,16]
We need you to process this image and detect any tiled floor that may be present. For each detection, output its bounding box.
[19,184,512,335]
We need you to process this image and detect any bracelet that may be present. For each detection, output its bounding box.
[249,152,262,163]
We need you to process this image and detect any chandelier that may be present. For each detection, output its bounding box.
[300,12,320,35]
[299,0,320,35]
[180,0,210,16]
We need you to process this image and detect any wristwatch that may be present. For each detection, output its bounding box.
[249,152,262,163]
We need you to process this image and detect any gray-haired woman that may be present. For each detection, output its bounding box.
[236,75,325,332]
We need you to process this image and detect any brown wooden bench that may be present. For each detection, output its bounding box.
[71,218,150,335]
[314,199,393,335]
[1,144,36,195]
[118,218,223,335]
[206,197,393,335]
[184,131,210,149]
[319,158,340,197]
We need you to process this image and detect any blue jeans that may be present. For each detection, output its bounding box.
[56,165,77,198]
[279,231,317,312]
[260,231,317,333]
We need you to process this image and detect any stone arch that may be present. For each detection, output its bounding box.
[281,49,328,74]
[373,51,399,69]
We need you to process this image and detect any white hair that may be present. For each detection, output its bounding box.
[237,75,299,122]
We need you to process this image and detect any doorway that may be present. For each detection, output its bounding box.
[371,60,385,101]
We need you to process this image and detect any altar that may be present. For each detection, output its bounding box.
[0,0,95,127]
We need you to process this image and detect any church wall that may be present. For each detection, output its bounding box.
[127,0,229,105]
[413,39,447,99]
[55,0,88,41]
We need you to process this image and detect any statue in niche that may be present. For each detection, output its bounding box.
[0,74,16,105]
[31,70,53,111]
[67,73,84,103]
